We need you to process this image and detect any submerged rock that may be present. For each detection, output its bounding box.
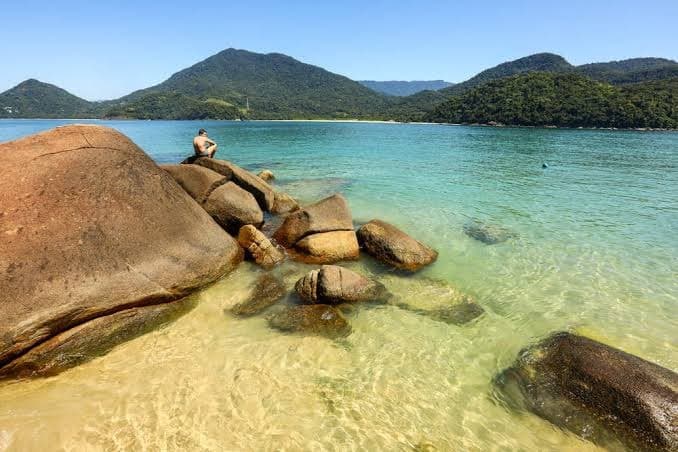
[195,158,275,211]
[295,265,389,305]
[494,332,678,451]
[161,164,227,203]
[204,182,264,234]
[0,125,242,379]
[273,194,354,247]
[357,220,438,271]
[231,274,287,317]
[258,169,275,182]
[380,275,484,325]
[463,220,516,245]
[267,305,351,338]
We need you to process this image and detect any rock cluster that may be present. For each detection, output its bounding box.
[273,194,360,264]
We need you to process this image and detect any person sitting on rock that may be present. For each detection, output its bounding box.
[193,128,218,159]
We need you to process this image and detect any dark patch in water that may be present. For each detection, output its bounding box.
[463,220,517,245]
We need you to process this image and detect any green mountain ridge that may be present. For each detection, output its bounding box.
[111,48,389,119]
[1,50,677,127]
[0,79,95,119]
[358,80,454,96]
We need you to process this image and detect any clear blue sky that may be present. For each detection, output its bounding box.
[1,0,676,100]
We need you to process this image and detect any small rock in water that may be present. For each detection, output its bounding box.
[357,220,438,271]
[420,302,484,325]
[267,304,352,338]
[295,265,390,305]
[463,220,516,245]
[542,162,549,169]
[380,275,484,325]
[230,274,287,317]
[258,169,275,182]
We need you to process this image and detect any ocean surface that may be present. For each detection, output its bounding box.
[0,119,676,451]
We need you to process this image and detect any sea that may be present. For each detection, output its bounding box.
[0,119,676,451]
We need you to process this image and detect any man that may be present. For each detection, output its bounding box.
[193,128,218,158]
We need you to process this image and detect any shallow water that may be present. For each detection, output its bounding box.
[0,120,676,451]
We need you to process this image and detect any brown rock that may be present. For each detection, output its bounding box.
[0,125,242,378]
[273,194,354,247]
[271,191,300,215]
[0,298,195,380]
[237,225,285,268]
[495,332,678,451]
[294,231,360,264]
[295,265,389,305]
[195,158,275,211]
[357,220,438,271]
[231,274,286,317]
[267,305,351,338]
[161,164,227,203]
[204,182,264,235]
[258,169,275,182]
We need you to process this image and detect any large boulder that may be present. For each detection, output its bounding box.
[204,182,264,235]
[267,305,351,339]
[495,332,678,451]
[161,164,227,203]
[195,158,275,211]
[357,220,438,271]
[237,225,285,269]
[294,231,360,264]
[0,125,242,379]
[295,265,389,305]
[273,194,354,248]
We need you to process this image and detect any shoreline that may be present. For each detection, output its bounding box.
[1,117,676,132]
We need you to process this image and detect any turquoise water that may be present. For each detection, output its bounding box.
[0,119,676,450]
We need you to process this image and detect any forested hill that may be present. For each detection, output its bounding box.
[359,80,454,96]
[109,48,389,119]
[440,53,573,96]
[575,58,678,85]
[426,72,678,129]
[0,79,95,118]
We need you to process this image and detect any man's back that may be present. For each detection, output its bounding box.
[193,136,209,154]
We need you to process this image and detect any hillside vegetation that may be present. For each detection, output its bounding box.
[0,79,94,118]
[427,72,678,128]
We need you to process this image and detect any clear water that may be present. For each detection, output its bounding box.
[0,120,676,451]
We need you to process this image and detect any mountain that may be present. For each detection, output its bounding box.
[109,48,389,119]
[574,57,678,84]
[427,72,678,129]
[0,79,95,118]
[440,53,573,96]
[105,92,240,120]
[359,80,454,96]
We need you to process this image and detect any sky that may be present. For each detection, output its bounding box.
[1,0,676,100]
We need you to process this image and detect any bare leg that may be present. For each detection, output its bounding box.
[209,144,218,158]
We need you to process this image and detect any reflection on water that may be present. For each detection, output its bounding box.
[0,120,676,450]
